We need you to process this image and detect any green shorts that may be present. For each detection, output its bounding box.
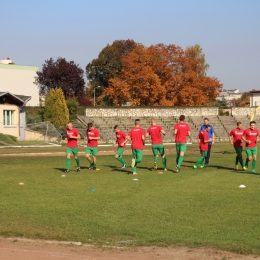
[246,147,258,157]
[66,147,78,156]
[86,147,98,156]
[176,143,187,153]
[116,148,125,156]
[132,149,143,161]
[234,147,243,154]
[152,144,165,156]
[200,150,207,157]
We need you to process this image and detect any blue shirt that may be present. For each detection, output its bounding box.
[200,124,214,141]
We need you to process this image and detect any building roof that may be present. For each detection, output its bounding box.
[250,90,260,94]
[0,92,31,105]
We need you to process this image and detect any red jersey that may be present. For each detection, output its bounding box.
[116,130,127,148]
[174,122,190,143]
[229,128,244,148]
[66,128,79,148]
[198,130,208,151]
[128,127,145,149]
[147,125,163,145]
[86,128,100,147]
[243,128,259,148]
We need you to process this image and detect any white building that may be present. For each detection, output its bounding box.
[250,90,260,107]
[0,58,39,106]
[216,89,242,102]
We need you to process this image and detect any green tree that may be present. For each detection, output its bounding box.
[185,44,210,77]
[215,98,229,108]
[44,88,69,127]
[66,97,79,120]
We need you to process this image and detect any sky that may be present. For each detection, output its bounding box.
[1,0,260,92]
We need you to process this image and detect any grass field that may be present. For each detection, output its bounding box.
[1,143,260,255]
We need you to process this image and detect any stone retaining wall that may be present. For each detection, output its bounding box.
[85,107,219,117]
[231,107,258,116]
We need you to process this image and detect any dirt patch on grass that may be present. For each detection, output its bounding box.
[0,238,259,260]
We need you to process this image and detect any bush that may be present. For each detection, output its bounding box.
[66,97,79,120]
[0,133,17,144]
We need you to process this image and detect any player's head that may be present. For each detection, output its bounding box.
[151,118,156,126]
[237,121,242,129]
[87,122,93,130]
[67,121,73,129]
[135,119,141,126]
[114,125,119,132]
[205,125,211,132]
[250,121,256,130]
[179,115,185,122]
[204,118,209,125]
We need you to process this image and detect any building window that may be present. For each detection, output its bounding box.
[3,110,14,126]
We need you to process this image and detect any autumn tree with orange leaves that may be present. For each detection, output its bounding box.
[103,43,222,106]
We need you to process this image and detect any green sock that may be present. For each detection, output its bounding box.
[154,156,159,163]
[75,158,80,167]
[66,158,70,170]
[133,166,137,172]
[195,157,204,166]
[93,164,96,168]
[235,156,239,165]
[252,160,257,171]
[238,157,244,168]
[178,156,183,167]
[117,157,126,165]
[90,161,93,166]
[162,157,167,168]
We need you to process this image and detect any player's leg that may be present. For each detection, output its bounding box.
[244,148,252,170]
[86,147,94,168]
[176,143,180,166]
[235,147,243,169]
[205,142,212,165]
[72,148,80,172]
[91,148,98,170]
[131,149,137,174]
[65,148,72,172]
[251,148,258,173]
[115,148,127,168]
[152,145,159,170]
[177,144,186,168]
[194,150,205,168]
[158,145,167,170]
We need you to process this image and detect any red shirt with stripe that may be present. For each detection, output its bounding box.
[86,128,100,147]
[174,122,190,143]
[146,125,163,145]
[243,128,259,148]
[198,129,208,151]
[128,127,145,149]
[229,128,244,148]
[116,130,127,148]
[66,128,79,148]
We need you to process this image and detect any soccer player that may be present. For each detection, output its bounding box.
[146,118,167,171]
[242,121,259,174]
[85,122,100,170]
[65,122,81,173]
[113,125,127,168]
[199,118,215,165]
[193,125,211,169]
[127,119,145,175]
[229,122,244,170]
[174,115,191,172]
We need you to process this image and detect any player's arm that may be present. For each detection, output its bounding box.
[160,129,166,135]
[174,129,178,135]
[142,134,145,145]
[187,131,191,136]
[241,134,250,144]
[145,132,150,138]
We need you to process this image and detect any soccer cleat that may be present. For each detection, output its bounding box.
[133,172,137,175]
[193,165,197,169]
[235,165,239,170]
[164,168,168,171]
[131,158,136,168]
[252,170,257,174]
[89,165,94,170]
[64,170,70,173]
[200,165,205,169]
[153,163,157,170]
[176,166,180,173]
[243,167,247,171]
[76,167,80,172]
[93,167,97,170]
[122,164,127,169]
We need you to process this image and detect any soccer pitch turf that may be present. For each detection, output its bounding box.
[0,143,260,255]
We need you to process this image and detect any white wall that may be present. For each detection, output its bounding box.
[250,93,260,107]
[0,64,39,106]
